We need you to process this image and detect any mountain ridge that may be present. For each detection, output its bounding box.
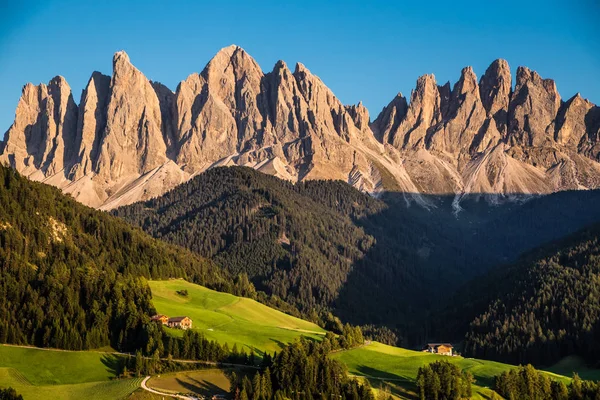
[2,45,599,209]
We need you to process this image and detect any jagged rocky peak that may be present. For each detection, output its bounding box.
[555,93,594,146]
[346,101,370,131]
[456,66,478,93]
[95,50,167,182]
[2,48,600,210]
[71,71,110,179]
[388,73,442,149]
[371,93,408,143]
[1,75,78,177]
[428,66,487,154]
[479,59,511,118]
[509,66,561,147]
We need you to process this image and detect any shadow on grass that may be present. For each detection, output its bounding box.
[354,365,419,400]
[176,377,227,396]
[100,354,122,377]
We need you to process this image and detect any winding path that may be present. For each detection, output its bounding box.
[141,376,198,399]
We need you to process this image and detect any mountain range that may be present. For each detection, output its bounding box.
[2,45,599,209]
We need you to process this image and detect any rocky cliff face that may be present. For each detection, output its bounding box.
[2,45,600,209]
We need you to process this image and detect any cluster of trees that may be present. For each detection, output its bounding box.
[0,165,244,352]
[360,325,399,346]
[231,338,374,400]
[415,360,473,400]
[110,316,366,380]
[110,328,262,378]
[462,223,600,365]
[493,364,600,400]
[0,388,22,400]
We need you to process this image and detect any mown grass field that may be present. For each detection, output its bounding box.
[0,345,141,400]
[147,368,234,396]
[148,279,325,354]
[331,342,571,400]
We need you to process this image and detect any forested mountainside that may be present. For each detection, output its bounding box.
[0,164,253,351]
[441,223,600,366]
[114,166,600,345]
[113,167,424,328]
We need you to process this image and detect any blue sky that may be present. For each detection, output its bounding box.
[1,0,598,138]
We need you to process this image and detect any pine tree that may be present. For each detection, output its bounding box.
[135,350,143,376]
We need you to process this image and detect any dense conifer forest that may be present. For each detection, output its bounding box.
[114,166,600,346]
[0,165,248,351]
[113,167,430,338]
[445,224,600,366]
[230,337,374,400]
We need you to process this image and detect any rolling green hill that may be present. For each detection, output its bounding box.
[331,342,569,399]
[149,279,325,354]
[148,279,592,400]
[0,345,141,400]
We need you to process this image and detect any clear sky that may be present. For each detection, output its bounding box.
[1,0,598,139]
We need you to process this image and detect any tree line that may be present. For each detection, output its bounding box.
[493,364,600,400]
[416,360,473,400]
[230,337,375,400]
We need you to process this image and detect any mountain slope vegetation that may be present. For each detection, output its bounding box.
[115,166,600,346]
[446,223,600,366]
[0,164,242,352]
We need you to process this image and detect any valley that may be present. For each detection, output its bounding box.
[2,277,597,399]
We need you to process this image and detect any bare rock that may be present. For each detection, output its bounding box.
[428,66,487,154]
[71,71,110,180]
[508,66,561,147]
[1,76,78,177]
[479,59,511,133]
[95,51,167,182]
[371,93,408,144]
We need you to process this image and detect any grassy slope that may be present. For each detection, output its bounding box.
[149,279,325,354]
[0,345,141,400]
[547,356,600,381]
[331,342,570,400]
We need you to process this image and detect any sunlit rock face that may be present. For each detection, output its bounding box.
[2,48,600,209]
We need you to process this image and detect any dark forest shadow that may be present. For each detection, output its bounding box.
[334,189,600,345]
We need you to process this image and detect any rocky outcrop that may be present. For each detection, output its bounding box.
[1,77,78,178]
[71,71,110,180]
[479,59,511,133]
[508,67,561,147]
[95,51,168,183]
[1,48,600,209]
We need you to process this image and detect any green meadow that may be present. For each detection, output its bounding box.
[331,342,571,399]
[0,345,141,400]
[3,280,594,400]
[148,279,325,354]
